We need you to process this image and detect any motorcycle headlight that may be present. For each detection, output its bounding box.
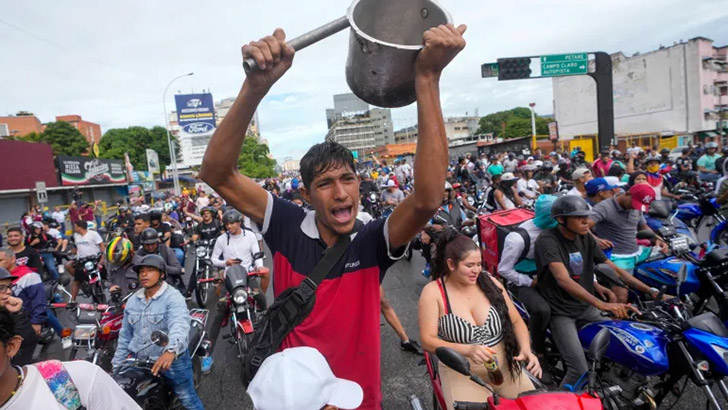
[84,261,95,271]
[233,289,248,305]
[370,193,376,201]
[196,248,207,257]
[711,344,728,365]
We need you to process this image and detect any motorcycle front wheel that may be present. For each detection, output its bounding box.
[195,268,209,308]
[91,282,106,304]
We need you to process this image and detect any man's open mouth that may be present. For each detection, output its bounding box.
[331,206,353,224]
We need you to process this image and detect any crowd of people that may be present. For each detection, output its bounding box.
[2,18,728,410]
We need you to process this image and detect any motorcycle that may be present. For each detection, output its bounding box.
[191,238,216,308]
[73,254,107,304]
[577,266,728,410]
[201,253,268,362]
[425,329,612,410]
[675,193,728,245]
[39,274,73,345]
[643,200,697,245]
[113,318,210,410]
[183,216,197,237]
[363,191,381,219]
[55,288,129,370]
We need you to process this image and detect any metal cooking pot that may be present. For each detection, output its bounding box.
[345,0,452,107]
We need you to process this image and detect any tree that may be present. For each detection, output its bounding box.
[236,137,277,178]
[98,126,180,173]
[476,107,551,139]
[13,121,89,156]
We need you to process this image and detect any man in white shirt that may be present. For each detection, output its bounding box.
[567,168,593,197]
[67,221,105,303]
[195,191,210,210]
[51,206,67,234]
[516,165,541,206]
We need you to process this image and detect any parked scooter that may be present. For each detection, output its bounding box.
[113,313,210,409]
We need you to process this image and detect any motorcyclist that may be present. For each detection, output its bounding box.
[26,222,59,281]
[516,165,540,207]
[493,172,523,210]
[132,228,184,292]
[534,162,557,194]
[450,182,478,213]
[588,184,669,302]
[112,254,203,410]
[535,195,638,387]
[129,213,151,250]
[149,209,172,246]
[359,172,379,197]
[182,206,222,298]
[106,236,136,295]
[66,221,105,304]
[697,141,721,182]
[566,168,593,197]
[206,209,266,373]
[497,195,558,383]
[591,149,613,178]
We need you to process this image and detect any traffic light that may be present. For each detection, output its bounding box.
[497,57,532,80]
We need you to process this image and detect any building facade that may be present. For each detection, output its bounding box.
[0,112,44,138]
[444,116,480,142]
[325,93,394,156]
[553,37,728,141]
[394,125,419,144]
[55,115,102,145]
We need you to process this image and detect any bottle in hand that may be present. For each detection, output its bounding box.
[485,356,504,386]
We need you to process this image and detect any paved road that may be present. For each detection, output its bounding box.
[37,243,728,409]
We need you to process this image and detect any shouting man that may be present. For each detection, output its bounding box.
[200,24,466,408]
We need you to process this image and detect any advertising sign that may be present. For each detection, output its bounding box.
[174,93,216,135]
[548,122,559,142]
[56,156,127,186]
[131,171,155,191]
[146,149,160,173]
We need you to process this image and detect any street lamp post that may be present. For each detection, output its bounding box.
[163,72,194,196]
[529,102,537,153]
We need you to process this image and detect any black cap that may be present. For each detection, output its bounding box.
[0,268,18,281]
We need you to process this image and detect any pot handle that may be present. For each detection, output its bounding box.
[243,16,350,73]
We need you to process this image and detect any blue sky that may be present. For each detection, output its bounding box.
[2,0,727,161]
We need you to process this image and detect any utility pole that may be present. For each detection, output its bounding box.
[529,102,537,152]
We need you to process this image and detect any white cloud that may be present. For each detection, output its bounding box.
[1,0,727,161]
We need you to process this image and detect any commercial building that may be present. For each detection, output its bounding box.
[325,93,394,156]
[282,158,300,172]
[0,112,44,138]
[55,115,102,145]
[394,125,418,144]
[444,116,480,142]
[553,37,728,146]
[168,96,260,168]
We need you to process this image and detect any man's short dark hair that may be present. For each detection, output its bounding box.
[300,141,356,188]
[74,220,88,230]
[6,227,22,235]
[134,213,150,223]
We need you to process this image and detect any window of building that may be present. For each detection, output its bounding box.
[0,124,8,137]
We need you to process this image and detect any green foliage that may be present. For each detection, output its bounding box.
[98,126,179,173]
[476,107,552,139]
[236,137,277,178]
[15,122,89,156]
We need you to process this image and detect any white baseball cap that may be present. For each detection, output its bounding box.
[386,180,396,187]
[248,347,363,410]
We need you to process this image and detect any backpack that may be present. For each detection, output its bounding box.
[477,209,535,275]
[35,360,86,410]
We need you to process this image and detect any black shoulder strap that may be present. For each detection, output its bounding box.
[516,228,530,261]
[305,219,362,288]
[439,278,453,313]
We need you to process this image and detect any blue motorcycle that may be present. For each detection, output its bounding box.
[675,193,728,245]
[644,200,697,245]
[579,267,728,410]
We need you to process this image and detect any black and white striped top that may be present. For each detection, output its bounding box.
[436,278,503,347]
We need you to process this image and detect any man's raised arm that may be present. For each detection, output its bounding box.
[199,28,295,225]
[388,24,467,249]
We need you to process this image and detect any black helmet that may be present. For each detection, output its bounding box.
[541,162,554,171]
[222,209,243,225]
[201,206,216,215]
[140,227,160,245]
[551,195,592,218]
[149,209,163,221]
[660,148,670,155]
[682,147,690,154]
[132,254,166,275]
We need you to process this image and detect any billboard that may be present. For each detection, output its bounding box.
[146,149,160,173]
[57,156,127,186]
[174,93,216,135]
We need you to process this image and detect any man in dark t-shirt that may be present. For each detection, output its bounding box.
[536,195,637,387]
[5,228,43,273]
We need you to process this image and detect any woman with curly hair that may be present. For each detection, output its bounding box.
[418,228,539,409]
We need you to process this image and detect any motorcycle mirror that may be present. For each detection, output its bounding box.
[151,330,169,347]
[128,281,139,290]
[595,263,626,288]
[636,230,657,241]
[588,328,611,363]
[435,347,471,377]
[676,263,688,284]
[253,252,265,260]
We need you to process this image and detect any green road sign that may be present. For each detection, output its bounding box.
[481,62,499,78]
[541,53,588,77]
